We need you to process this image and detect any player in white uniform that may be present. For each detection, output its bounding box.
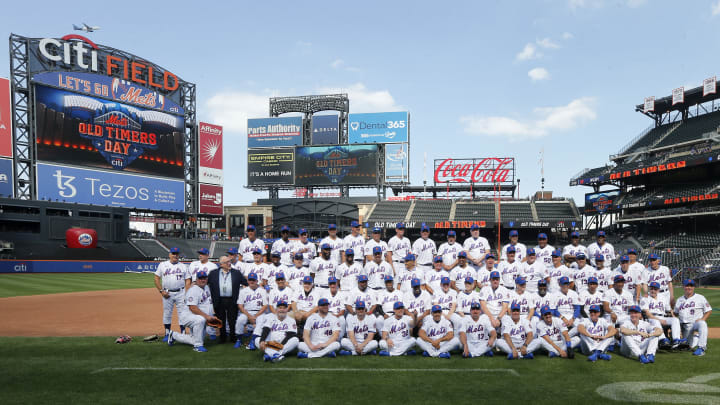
[627,248,646,281]
[497,246,522,290]
[310,244,337,289]
[573,254,597,295]
[501,230,526,262]
[644,254,674,308]
[318,224,343,264]
[364,246,394,292]
[508,277,537,326]
[460,301,497,358]
[463,224,491,270]
[387,223,412,276]
[238,225,266,264]
[397,254,427,294]
[613,255,643,302]
[154,247,190,341]
[497,303,537,359]
[433,277,464,333]
[413,224,437,276]
[336,248,364,292]
[265,253,289,290]
[292,276,322,336]
[379,301,417,356]
[555,277,581,337]
[188,248,218,282]
[619,305,662,363]
[535,305,580,358]
[548,250,573,294]
[167,270,218,353]
[449,252,476,291]
[425,256,448,295]
[642,281,683,348]
[287,254,309,292]
[293,229,316,268]
[235,272,269,349]
[342,221,365,265]
[534,233,555,271]
[562,231,588,269]
[593,255,613,293]
[587,231,615,270]
[534,279,559,323]
[365,227,390,263]
[578,277,604,319]
[479,271,511,330]
[322,277,347,337]
[417,305,460,358]
[521,249,547,294]
[674,279,712,356]
[339,300,379,355]
[243,249,269,281]
[456,277,482,321]
[475,253,495,289]
[344,274,377,316]
[577,305,615,361]
[271,225,296,267]
[267,273,295,318]
[254,300,299,362]
[404,278,433,326]
[375,275,405,332]
[297,298,341,358]
[438,230,463,271]
[227,247,244,272]
[602,275,634,327]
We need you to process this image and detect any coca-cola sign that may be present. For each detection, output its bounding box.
[434,158,515,184]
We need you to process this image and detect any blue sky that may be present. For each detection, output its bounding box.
[2,0,720,206]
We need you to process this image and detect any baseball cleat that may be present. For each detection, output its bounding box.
[324,351,337,358]
[507,353,515,360]
[549,352,559,358]
[421,351,430,357]
[338,350,352,356]
[246,341,257,350]
[599,353,611,361]
[693,347,706,356]
[439,352,451,359]
[233,340,243,349]
[263,354,271,362]
[675,339,689,349]
[567,349,575,359]
[659,338,670,347]
[462,353,472,358]
[639,355,649,364]
[483,350,494,357]
[647,354,655,363]
[405,350,416,356]
[379,350,390,357]
[587,353,598,362]
[208,334,217,341]
[193,346,208,353]
[297,352,308,359]
[271,354,284,363]
[368,350,377,355]
[607,344,615,352]
[162,334,169,343]
[523,353,534,360]
[167,331,174,346]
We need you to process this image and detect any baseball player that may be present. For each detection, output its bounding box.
[167,270,217,353]
[521,249,548,294]
[432,276,464,333]
[227,247,244,272]
[535,279,559,320]
[438,230,463,271]
[404,278,433,326]
[188,248,218,282]
[310,244,337,289]
[573,254,598,295]
[412,224,437,276]
[548,249,573,293]
[577,304,615,361]
[587,231,615,269]
[501,230,526,262]
[287,253,309,292]
[534,233,555,270]
[479,271,510,330]
[449,252,476,292]
[365,246,393,291]
[674,279,712,356]
[463,224,491,270]
[297,298,341,358]
[508,277,537,327]
[425,256,448,294]
[602,275,634,326]
[497,303,537,359]
[336,248,364,292]
[460,301,497,358]
[644,253,674,307]
[535,305,580,358]
[497,246,522,290]
[379,301,417,356]
[268,272,295,314]
[265,252,289,290]
[255,300,299,363]
[238,225,266,264]
[475,253,495,289]
[562,231,588,269]
[456,277,482,323]
[292,275,321,336]
[613,255,643,302]
[619,305,662,363]
[555,276,581,337]
[345,274,378,316]
[397,253,427,294]
[387,223,412,276]
[417,305,460,358]
[271,225,296,266]
[342,221,365,264]
[293,229,316,267]
[375,275,404,332]
[593,255,613,293]
[322,277,346,337]
[235,272,269,349]
[365,227,390,263]
[154,247,190,341]
[642,281,683,348]
[340,300,379,355]
[318,223,343,264]
[627,248,646,276]
[579,277,603,319]
[243,248,269,282]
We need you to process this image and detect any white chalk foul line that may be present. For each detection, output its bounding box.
[92,367,518,376]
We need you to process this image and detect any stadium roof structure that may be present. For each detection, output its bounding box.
[635,79,720,119]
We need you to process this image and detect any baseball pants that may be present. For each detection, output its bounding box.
[649,317,681,340]
[681,321,708,349]
[162,290,185,325]
[463,341,495,357]
[380,338,417,356]
[579,335,613,354]
[605,314,630,328]
[417,264,432,278]
[174,314,206,348]
[341,338,379,355]
[298,341,341,358]
[236,311,264,336]
[392,263,405,277]
[254,336,299,357]
[375,315,389,334]
[620,336,658,358]
[533,336,580,356]
[448,313,465,334]
[416,337,461,357]
[336,316,347,338]
[495,339,538,356]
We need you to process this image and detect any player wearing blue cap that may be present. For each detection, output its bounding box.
[577,305,615,361]
[587,231,615,270]
[520,248,548,294]
[340,301,379,356]
[573,254,599,295]
[593,255,613,293]
[404,278,434,327]
[456,277,481,323]
[508,277,538,330]
[154,248,191,341]
[265,251,290,290]
[534,233,555,272]
[613,255,643,303]
[497,246,522,289]
[578,277,603,320]
[475,253,496,290]
[227,247,244,272]
[425,256,448,295]
[345,275,378,319]
[626,249,646,280]
[336,249,363,292]
[602,275,634,327]
[321,278,347,338]
[168,270,219,353]
[674,279,712,356]
[463,224,491,271]
[642,281,683,348]
[292,276,324,337]
[535,304,580,358]
[501,230,527,262]
[310,244,337,289]
[460,301,497,358]
[432,277,464,334]
[271,226,296,267]
[376,275,405,332]
[365,246,394,291]
[497,302,537,359]
[555,276,581,338]
[287,253,310,292]
[534,279,560,323]
[397,254,427,294]
[548,249,573,294]
[365,227,390,263]
[379,302,417,356]
[388,223,412,276]
[255,300,299,363]
[618,305,662,364]
[449,251,476,292]
[438,230,463,271]
[189,247,218,282]
[243,249,270,287]
[318,224,343,264]
[342,221,366,264]
[417,305,460,358]
[562,231,588,270]
[268,272,295,319]
[238,225,266,263]
[644,254,674,310]
[235,272,270,349]
[478,271,510,330]
[292,229,317,268]
[412,225,437,277]
[298,298,341,358]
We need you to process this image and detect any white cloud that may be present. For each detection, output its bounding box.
[713,0,720,16]
[460,97,596,139]
[331,59,344,69]
[528,67,550,81]
[516,43,541,61]
[536,38,560,49]
[316,83,403,112]
[562,32,574,40]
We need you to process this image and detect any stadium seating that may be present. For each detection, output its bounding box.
[157,238,213,259]
[214,241,239,257]
[498,203,533,221]
[616,122,677,156]
[367,200,412,223]
[130,238,169,259]
[409,200,453,223]
[534,202,576,221]
[453,202,496,221]
[654,110,720,148]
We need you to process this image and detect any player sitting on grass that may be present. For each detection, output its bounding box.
[577,305,615,362]
[674,279,712,356]
[618,305,662,364]
[298,298,341,358]
[235,272,269,350]
[642,281,684,349]
[460,301,497,358]
[417,305,460,358]
[379,302,417,356]
[497,302,537,360]
[535,304,580,359]
[255,300,298,363]
[168,270,219,353]
[340,300,378,356]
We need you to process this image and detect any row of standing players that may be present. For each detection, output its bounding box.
[154,223,712,361]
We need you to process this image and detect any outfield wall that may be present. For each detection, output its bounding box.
[0,260,159,273]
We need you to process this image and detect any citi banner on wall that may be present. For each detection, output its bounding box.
[248,148,294,186]
[0,78,12,157]
[199,183,223,215]
[584,190,621,213]
[295,145,378,186]
[247,117,303,148]
[36,163,184,211]
[0,157,13,197]
[198,122,223,185]
[34,84,185,179]
[311,114,339,145]
[434,158,515,185]
[348,112,409,144]
[385,143,409,183]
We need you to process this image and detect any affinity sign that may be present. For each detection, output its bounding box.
[198,122,223,185]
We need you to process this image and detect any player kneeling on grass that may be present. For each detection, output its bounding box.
[535,305,580,359]
[236,272,269,350]
[168,270,220,353]
[674,279,712,356]
[577,305,615,362]
[417,305,460,358]
[460,301,497,358]
[379,302,417,356]
[619,305,662,364]
[642,281,684,349]
[255,300,299,363]
[298,298,341,358]
[340,300,379,356]
[497,303,537,359]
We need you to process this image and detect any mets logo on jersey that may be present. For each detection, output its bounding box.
[312,319,332,329]
[389,323,407,334]
[428,326,447,337]
[271,323,289,332]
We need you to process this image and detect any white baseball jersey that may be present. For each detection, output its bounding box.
[463,236,491,264]
[534,244,555,270]
[346,287,377,309]
[629,261,645,277]
[521,261,548,293]
[547,264,573,293]
[239,238,266,262]
[535,292,560,313]
[562,243,588,268]
[155,260,190,290]
[376,288,405,314]
[264,314,297,342]
[449,265,476,291]
[286,265,309,291]
[364,260,393,289]
[404,290,433,315]
[497,260,522,289]
[573,265,597,295]
[644,265,672,293]
[509,291,537,318]
[433,288,458,313]
[457,290,481,314]
[230,258,243,272]
[613,266,644,296]
[271,239,297,266]
[188,260,218,282]
[321,290,347,316]
[318,236,343,264]
[343,234,366,259]
[242,261,269,280]
[305,313,340,344]
[268,286,295,309]
[346,314,377,341]
[579,289,604,316]
[502,317,533,347]
[641,295,670,317]
[336,262,364,292]
[310,257,337,287]
[294,287,323,312]
[184,284,213,315]
[475,267,492,289]
[412,238,437,265]
[501,242,526,262]
[478,285,511,318]
[382,315,414,341]
[581,317,611,336]
[365,239,389,259]
[421,317,453,339]
[387,235,412,262]
[293,240,317,266]
[265,263,289,289]
[426,269,450,293]
[595,268,612,293]
[462,315,495,345]
[674,293,712,323]
[555,290,580,319]
[536,317,568,344]
[438,241,463,267]
[237,286,268,314]
[396,267,426,293]
[620,319,655,344]
[602,288,634,316]
[587,242,615,269]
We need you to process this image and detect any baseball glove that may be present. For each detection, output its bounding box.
[115,335,132,344]
[206,317,223,329]
[265,341,284,350]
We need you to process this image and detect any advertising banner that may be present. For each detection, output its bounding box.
[311,114,339,145]
[348,112,409,144]
[0,260,160,273]
[643,96,654,113]
[198,122,223,185]
[248,148,294,186]
[672,87,684,105]
[434,158,515,185]
[199,183,223,215]
[247,117,303,148]
[0,157,13,197]
[37,163,184,211]
[295,144,378,186]
[703,77,717,97]
[35,84,185,179]
[584,190,621,213]
[385,143,409,183]
[0,78,12,158]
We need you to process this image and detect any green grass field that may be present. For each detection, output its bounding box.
[0,273,154,298]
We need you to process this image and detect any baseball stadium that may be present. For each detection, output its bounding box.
[2,3,720,405]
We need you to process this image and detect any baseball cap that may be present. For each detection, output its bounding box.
[613,274,625,283]
[507,246,516,253]
[421,224,430,232]
[470,224,480,230]
[683,279,696,286]
[490,271,500,279]
[464,277,474,284]
[648,281,660,289]
[526,248,536,256]
[321,243,332,250]
[458,251,467,258]
[441,276,451,285]
[620,255,629,262]
[589,305,601,312]
[372,246,382,255]
[275,272,286,280]
[318,298,329,306]
[196,270,208,279]
[345,249,354,256]
[384,275,394,282]
[559,276,570,285]
[628,305,642,313]
[552,249,562,257]
[198,247,209,255]
[169,247,180,254]
[515,277,527,285]
[510,302,521,311]
[328,276,338,284]
[355,300,366,309]
[411,278,422,287]
[433,256,443,263]
[470,302,481,310]
[393,301,405,310]
[302,275,313,284]
[597,231,606,237]
[540,305,552,316]
[276,300,288,308]
[538,233,548,240]
[372,227,382,233]
[537,279,548,287]
[247,272,258,281]
[571,231,580,238]
[595,254,605,261]
[509,230,519,237]
[396,223,405,229]
[447,230,456,237]
[252,248,263,255]
[351,221,361,227]
[328,223,337,230]
[280,225,290,232]
[485,253,496,260]
[627,248,637,255]
[358,274,368,282]
[247,225,256,231]
[576,252,587,260]
[587,276,598,285]
[299,228,308,235]
[649,253,659,260]
[405,253,416,261]
[293,253,304,260]
[431,304,442,313]
[271,252,281,258]
[227,247,238,255]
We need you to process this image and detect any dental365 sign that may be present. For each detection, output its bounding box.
[348,112,409,144]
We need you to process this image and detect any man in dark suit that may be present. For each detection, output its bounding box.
[208,255,247,343]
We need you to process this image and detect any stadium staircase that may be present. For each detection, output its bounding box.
[530,203,539,221]
[364,203,378,223]
[404,200,416,223]
[448,202,457,221]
